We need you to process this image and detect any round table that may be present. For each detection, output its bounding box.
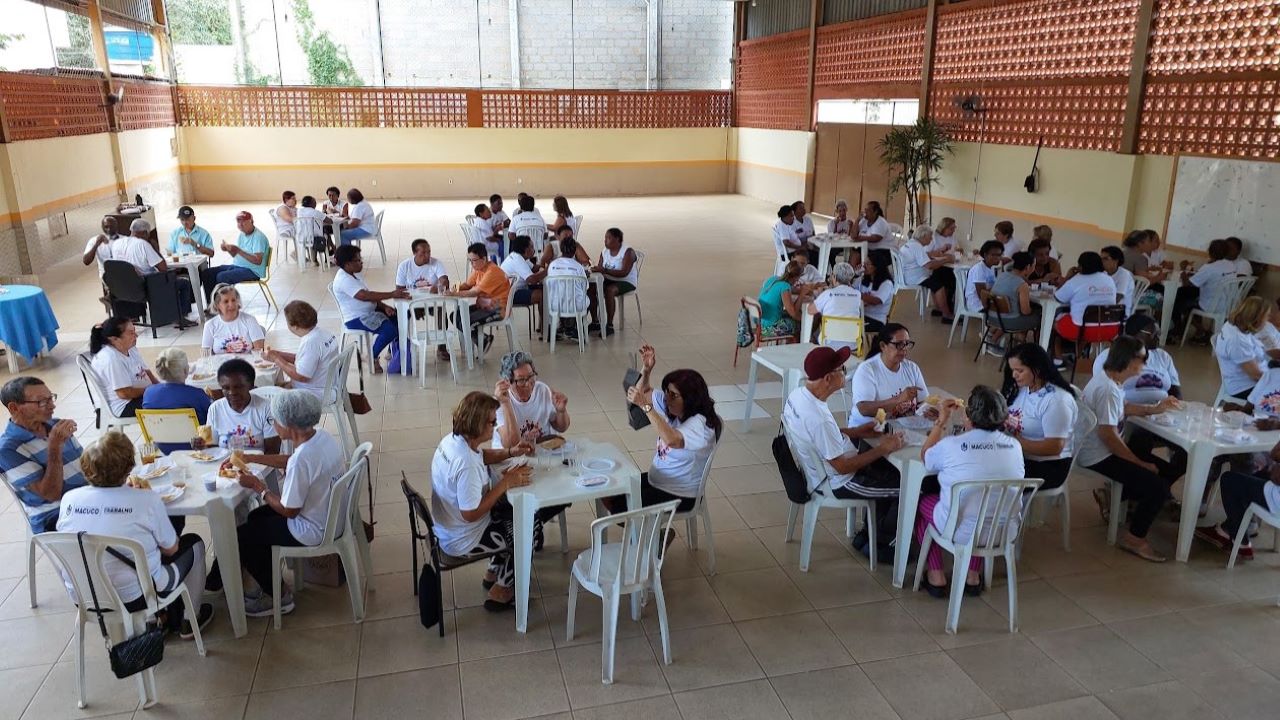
[0,285,59,371]
[186,354,280,390]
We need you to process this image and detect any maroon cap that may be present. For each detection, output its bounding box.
[803,346,852,381]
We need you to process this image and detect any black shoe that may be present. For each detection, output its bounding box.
[482,335,494,354]
[964,577,985,597]
[533,524,545,552]
[587,322,601,336]
[179,603,215,639]
[605,324,615,337]
[851,530,869,555]
[920,577,949,599]
[931,309,943,317]
[941,317,955,325]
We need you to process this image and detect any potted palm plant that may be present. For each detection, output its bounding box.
[877,117,954,230]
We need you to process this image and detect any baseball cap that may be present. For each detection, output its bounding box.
[176,206,195,219]
[803,346,852,381]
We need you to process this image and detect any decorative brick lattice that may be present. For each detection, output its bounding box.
[114,80,176,131]
[1148,0,1279,75]
[176,86,471,128]
[1139,78,1279,158]
[480,91,731,128]
[0,72,109,142]
[735,30,810,130]
[815,11,926,89]
[929,80,1130,151]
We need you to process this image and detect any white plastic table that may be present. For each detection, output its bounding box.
[167,254,210,318]
[506,439,642,633]
[810,234,863,281]
[1029,290,1063,351]
[391,291,479,375]
[186,354,280,390]
[1128,411,1280,562]
[740,343,820,431]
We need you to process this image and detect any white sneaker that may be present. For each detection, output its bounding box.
[244,591,294,618]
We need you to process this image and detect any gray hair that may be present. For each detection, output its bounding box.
[0,376,46,406]
[129,218,152,235]
[935,217,957,235]
[211,284,241,307]
[965,385,1008,431]
[270,389,322,430]
[499,351,536,381]
[911,224,933,244]
[153,348,190,383]
[834,198,848,210]
[832,262,857,286]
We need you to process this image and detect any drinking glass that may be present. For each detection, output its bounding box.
[140,441,159,466]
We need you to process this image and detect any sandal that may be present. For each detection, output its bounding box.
[1117,540,1167,563]
[1194,525,1233,552]
[1092,487,1111,523]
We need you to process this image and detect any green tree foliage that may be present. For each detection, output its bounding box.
[877,117,955,229]
[291,0,362,86]
[56,14,95,69]
[168,0,234,45]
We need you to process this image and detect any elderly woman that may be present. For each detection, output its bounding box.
[207,390,347,617]
[90,317,157,418]
[916,386,1026,597]
[807,261,863,348]
[827,199,854,235]
[432,391,534,611]
[266,300,338,400]
[1002,343,1077,491]
[338,188,375,246]
[195,359,281,455]
[899,224,956,322]
[142,348,212,454]
[850,323,928,426]
[931,217,958,254]
[758,260,808,339]
[202,284,266,356]
[493,351,569,449]
[333,244,410,374]
[56,430,213,638]
[1216,296,1271,401]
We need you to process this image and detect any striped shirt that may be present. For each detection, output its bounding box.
[0,420,87,533]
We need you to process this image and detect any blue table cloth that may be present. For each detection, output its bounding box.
[0,285,60,361]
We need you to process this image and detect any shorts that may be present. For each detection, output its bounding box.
[605,280,636,295]
[1055,314,1120,344]
[513,287,533,305]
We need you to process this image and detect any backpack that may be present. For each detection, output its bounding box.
[772,430,812,504]
[736,306,755,348]
[418,563,442,629]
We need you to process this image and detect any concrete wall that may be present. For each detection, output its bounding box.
[179,126,732,201]
[729,127,815,206]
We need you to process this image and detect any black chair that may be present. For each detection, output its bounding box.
[1069,303,1126,385]
[101,260,182,338]
[401,473,499,638]
[975,294,1014,368]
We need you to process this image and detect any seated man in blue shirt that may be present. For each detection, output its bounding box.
[168,206,215,258]
[198,210,270,309]
[0,377,86,533]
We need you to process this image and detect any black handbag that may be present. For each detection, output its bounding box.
[417,563,442,629]
[75,532,166,679]
[622,352,651,430]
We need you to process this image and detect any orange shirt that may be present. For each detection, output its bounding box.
[465,263,510,308]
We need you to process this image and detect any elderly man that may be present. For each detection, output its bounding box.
[112,219,197,325]
[168,206,215,257]
[199,211,270,307]
[82,216,125,276]
[0,377,86,533]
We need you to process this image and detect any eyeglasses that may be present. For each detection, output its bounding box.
[887,340,916,350]
[16,394,56,409]
[512,373,537,386]
[468,256,485,264]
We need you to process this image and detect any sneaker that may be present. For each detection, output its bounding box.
[244,591,295,618]
[605,324,615,337]
[180,603,215,639]
[587,322,601,336]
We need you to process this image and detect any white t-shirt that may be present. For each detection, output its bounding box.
[791,216,815,244]
[56,485,176,601]
[647,390,716,497]
[92,347,153,416]
[430,433,490,556]
[1077,373,1125,468]
[928,234,955,254]
[861,279,894,324]
[348,201,376,233]
[493,381,556,447]
[396,257,449,290]
[1234,257,1253,276]
[898,242,932,286]
[1216,322,1268,396]
[1111,266,1136,316]
[774,221,801,254]
[1147,248,1166,267]
[281,430,345,546]
[965,263,997,313]
[332,269,376,323]
[601,244,640,287]
[294,327,338,400]
[1256,323,1280,352]
[858,216,892,246]
[814,285,862,318]
[849,354,927,425]
[274,205,295,236]
[1091,347,1180,404]
[1001,237,1021,257]
[828,217,854,235]
[111,236,163,274]
[500,254,535,290]
[923,429,1025,544]
[206,395,278,449]
[797,264,824,286]
[1190,259,1240,313]
[471,215,496,240]
[546,257,588,313]
[85,233,124,275]
[1247,368,1280,417]
[201,313,266,355]
[781,386,858,493]
[1054,272,1117,325]
[509,213,547,245]
[295,206,325,238]
[1006,384,1077,460]
[491,210,509,230]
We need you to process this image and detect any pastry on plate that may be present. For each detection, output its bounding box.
[190,450,215,462]
[128,475,151,490]
[538,436,566,450]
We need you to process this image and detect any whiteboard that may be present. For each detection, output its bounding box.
[1166,155,1279,266]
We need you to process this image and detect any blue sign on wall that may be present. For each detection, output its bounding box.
[104,30,155,63]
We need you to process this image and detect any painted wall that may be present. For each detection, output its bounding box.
[729,127,814,206]
[179,126,733,201]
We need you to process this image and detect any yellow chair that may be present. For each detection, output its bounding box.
[236,247,278,312]
[818,314,866,358]
[136,409,201,449]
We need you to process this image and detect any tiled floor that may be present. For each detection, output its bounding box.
[0,194,1275,720]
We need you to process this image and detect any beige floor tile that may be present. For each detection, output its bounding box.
[979,579,1099,635]
[1183,666,1280,720]
[725,492,796,529]
[768,665,899,720]
[0,614,75,670]
[690,530,775,576]
[734,611,852,677]
[363,570,443,620]
[455,599,555,662]
[278,583,364,631]
[0,665,51,720]
[459,649,570,720]
[542,592,646,650]
[358,613,457,676]
[556,637,670,709]
[21,658,139,720]
[708,567,810,621]
[649,622,763,693]
[782,562,893,609]
[130,695,248,720]
[252,624,361,692]
[1176,602,1280,676]
[753,521,856,570]
[711,465,786,498]
[0,574,74,621]
[147,636,262,705]
[1107,612,1249,680]
[672,678,790,720]
[861,651,1000,720]
[1045,571,1175,623]
[1029,625,1171,694]
[947,636,1087,712]
[1098,680,1226,720]
[1006,696,1120,720]
[820,601,939,663]
[568,695,681,720]
[637,576,730,634]
[243,680,355,720]
[897,591,1023,649]
[353,666,462,720]
[699,497,747,533]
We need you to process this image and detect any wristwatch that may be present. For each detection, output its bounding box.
[642,404,653,414]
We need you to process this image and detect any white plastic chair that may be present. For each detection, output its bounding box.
[327,282,373,378]
[544,275,591,353]
[888,246,930,319]
[782,426,878,572]
[573,214,584,238]
[912,477,1042,634]
[567,500,679,685]
[459,221,484,249]
[474,277,521,362]
[271,442,372,629]
[35,532,207,709]
[1022,396,1096,552]
[947,265,986,348]
[322,344,362,459]
[353,209,388,265]
[269,208,295,265]
[1229,504,1280,583]
[407,297,462,387]
[1129,275,1151,316]
[76,353,140,431]
[614,249,645,330]
[1180,276,1255,346]
[672,443,718,574]
[293,215,327,268]
[0,480,41,609]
